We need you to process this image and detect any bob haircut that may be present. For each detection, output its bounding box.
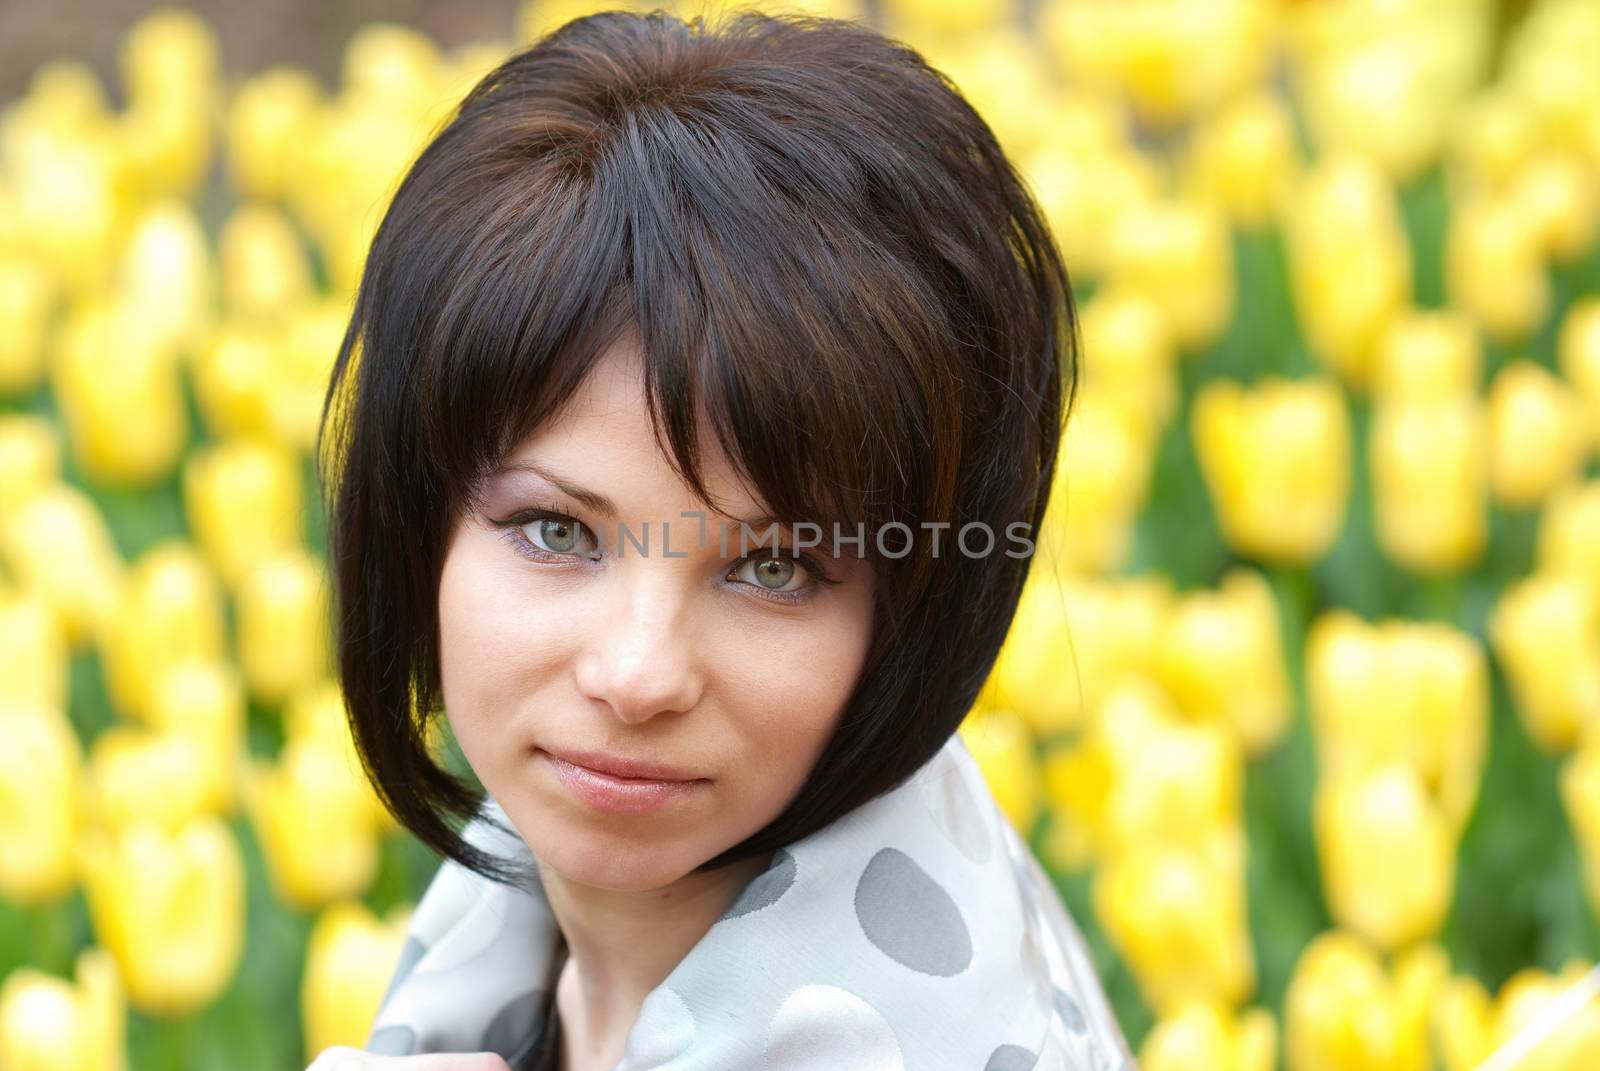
[317,7,1076,887]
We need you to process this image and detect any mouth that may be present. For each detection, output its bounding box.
[537,748,708,816]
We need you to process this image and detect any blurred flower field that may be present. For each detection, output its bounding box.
[1,0,1600,1068]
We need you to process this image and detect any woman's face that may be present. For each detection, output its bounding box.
[437,337,875,892]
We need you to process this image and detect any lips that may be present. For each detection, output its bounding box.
[538,748,707,816]
[541,746,704,783]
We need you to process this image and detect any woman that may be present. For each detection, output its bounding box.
[311,7,1133,1070]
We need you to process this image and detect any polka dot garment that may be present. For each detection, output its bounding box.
[364,732,1136,1070]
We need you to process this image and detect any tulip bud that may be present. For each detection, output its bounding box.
[1370,396,1489,574]
[84,725,212,833]
[1371,310,1482,405]
[1538,479,1600,595]
[1488,572,1600,753]
[301,900,414,1060]
[147,660,249,816]
[285,678,397,834]
[1106,196,1235,351]
[1446,192,1550,343]
[1558,298,1600,448]
[114,199,214,357]
[1093,827,1256,1016]
[0,947,126,1071]
[1447,90,1538,189]
[51,295,188,487]
[1079,286,1179,433]
[77,818,245,1017]
[0,254,55,395]
[1039,390,1156,574]
[1185,90,1299,230]
[237,547,331,708]
[1191,376,1353,564]
[1,484,125,646]
[0,413,62,519]
[0,704,82,904]
[1155,568,1292,756]
[273,296,349,453]
[182,437,304,591]
[1314,765,1455,951]
[1509,151,1600,263]
[1040,740,1109,873]
[1022,139,1160,282]
[0,592,68,711]
[245,737,381,910]
[225,67,323,202]
[99,539,226,722]
[1283,932,1447,1071]
[190,319,283,439]
[1141,1001,1277,1071]
[1486,360,1590,510]
[218,203,314,322]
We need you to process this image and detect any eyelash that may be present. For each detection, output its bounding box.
[492,503,841,605]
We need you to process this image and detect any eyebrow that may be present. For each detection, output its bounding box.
[494,459,786,533]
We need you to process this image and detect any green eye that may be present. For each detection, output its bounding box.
[525,516,596,557]
[751,556,796,589]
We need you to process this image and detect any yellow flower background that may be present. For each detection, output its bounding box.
[2,0,1600,1067]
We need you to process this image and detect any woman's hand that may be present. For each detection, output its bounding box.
[306,1046,513,1071]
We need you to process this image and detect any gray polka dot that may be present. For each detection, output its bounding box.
[927,766,991,864]
[722,850,797,921]
[481,988,545,1059]
[984,1043,1039,1071]
[853,847,972,976]
[377,936,428,1013]
[1052,986,1086,1035]
[367,1025,416,1056]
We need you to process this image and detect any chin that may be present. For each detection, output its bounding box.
[535,835,702,892]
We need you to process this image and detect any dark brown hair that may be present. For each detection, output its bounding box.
[317,7,1076,886]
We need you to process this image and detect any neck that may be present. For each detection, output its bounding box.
[543,850,774,1069]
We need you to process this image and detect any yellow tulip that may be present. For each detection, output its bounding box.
[1022,138,1160,282]
[1370,310,1482,405]
[339,22,446,130]
[1282,154,1411,387]
[1040,740,1110,873]
[1096,678,1243,848]
[0,484,125,646]
[1093,826,1256,1016]
[76,816,246,1017]
[1539,480,1600,595]
[1184,90,1299,230]
[0,947,126,1071]
[1306,610,1489,833]
[285,678,398,834]
[119,7,219,112]
[1501,0,1600,152]
[0,254,55,395]
[1314,764,1455,952]
[1562,735,1600,922]
[1509,151,1600,263]
[1446,90,1539,189]
[7,114,130,294]
[958,707,1043,837]
[1436,961,1600,1071]
[225,67,324,202]
[1141,1001,1277,1071]
[84,725,213,833]
[1558,298,1600,447]
[1487,360,1591,510]
[1489,572,1600,753]
[218,203,314,321]
[245,737,381,910]
[99,539,226,722]
[1106,196,1235,351]
[182,437,304,591]
[1369,396,1488,574]
[1283,931,1447,1071]
[1155,568,1292,756]
[237,547,332,707]
[114,199,214,358]
[301,900,415,1060]
[983,575,1083,739]
[1078,286,1179,434]
[190,319,284,439]
[1191,376,1352,564]
[917,29,1057,160]
[147,660,249,816]
[273,296,350,453]
[0,592,68,711]
[1039,390,1157,574]
[51,295,188,487]
[0,413,61,519]
[0,704,82,904]
[1446,191,1550,343]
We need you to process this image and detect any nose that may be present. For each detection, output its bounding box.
[571,563,706,724]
